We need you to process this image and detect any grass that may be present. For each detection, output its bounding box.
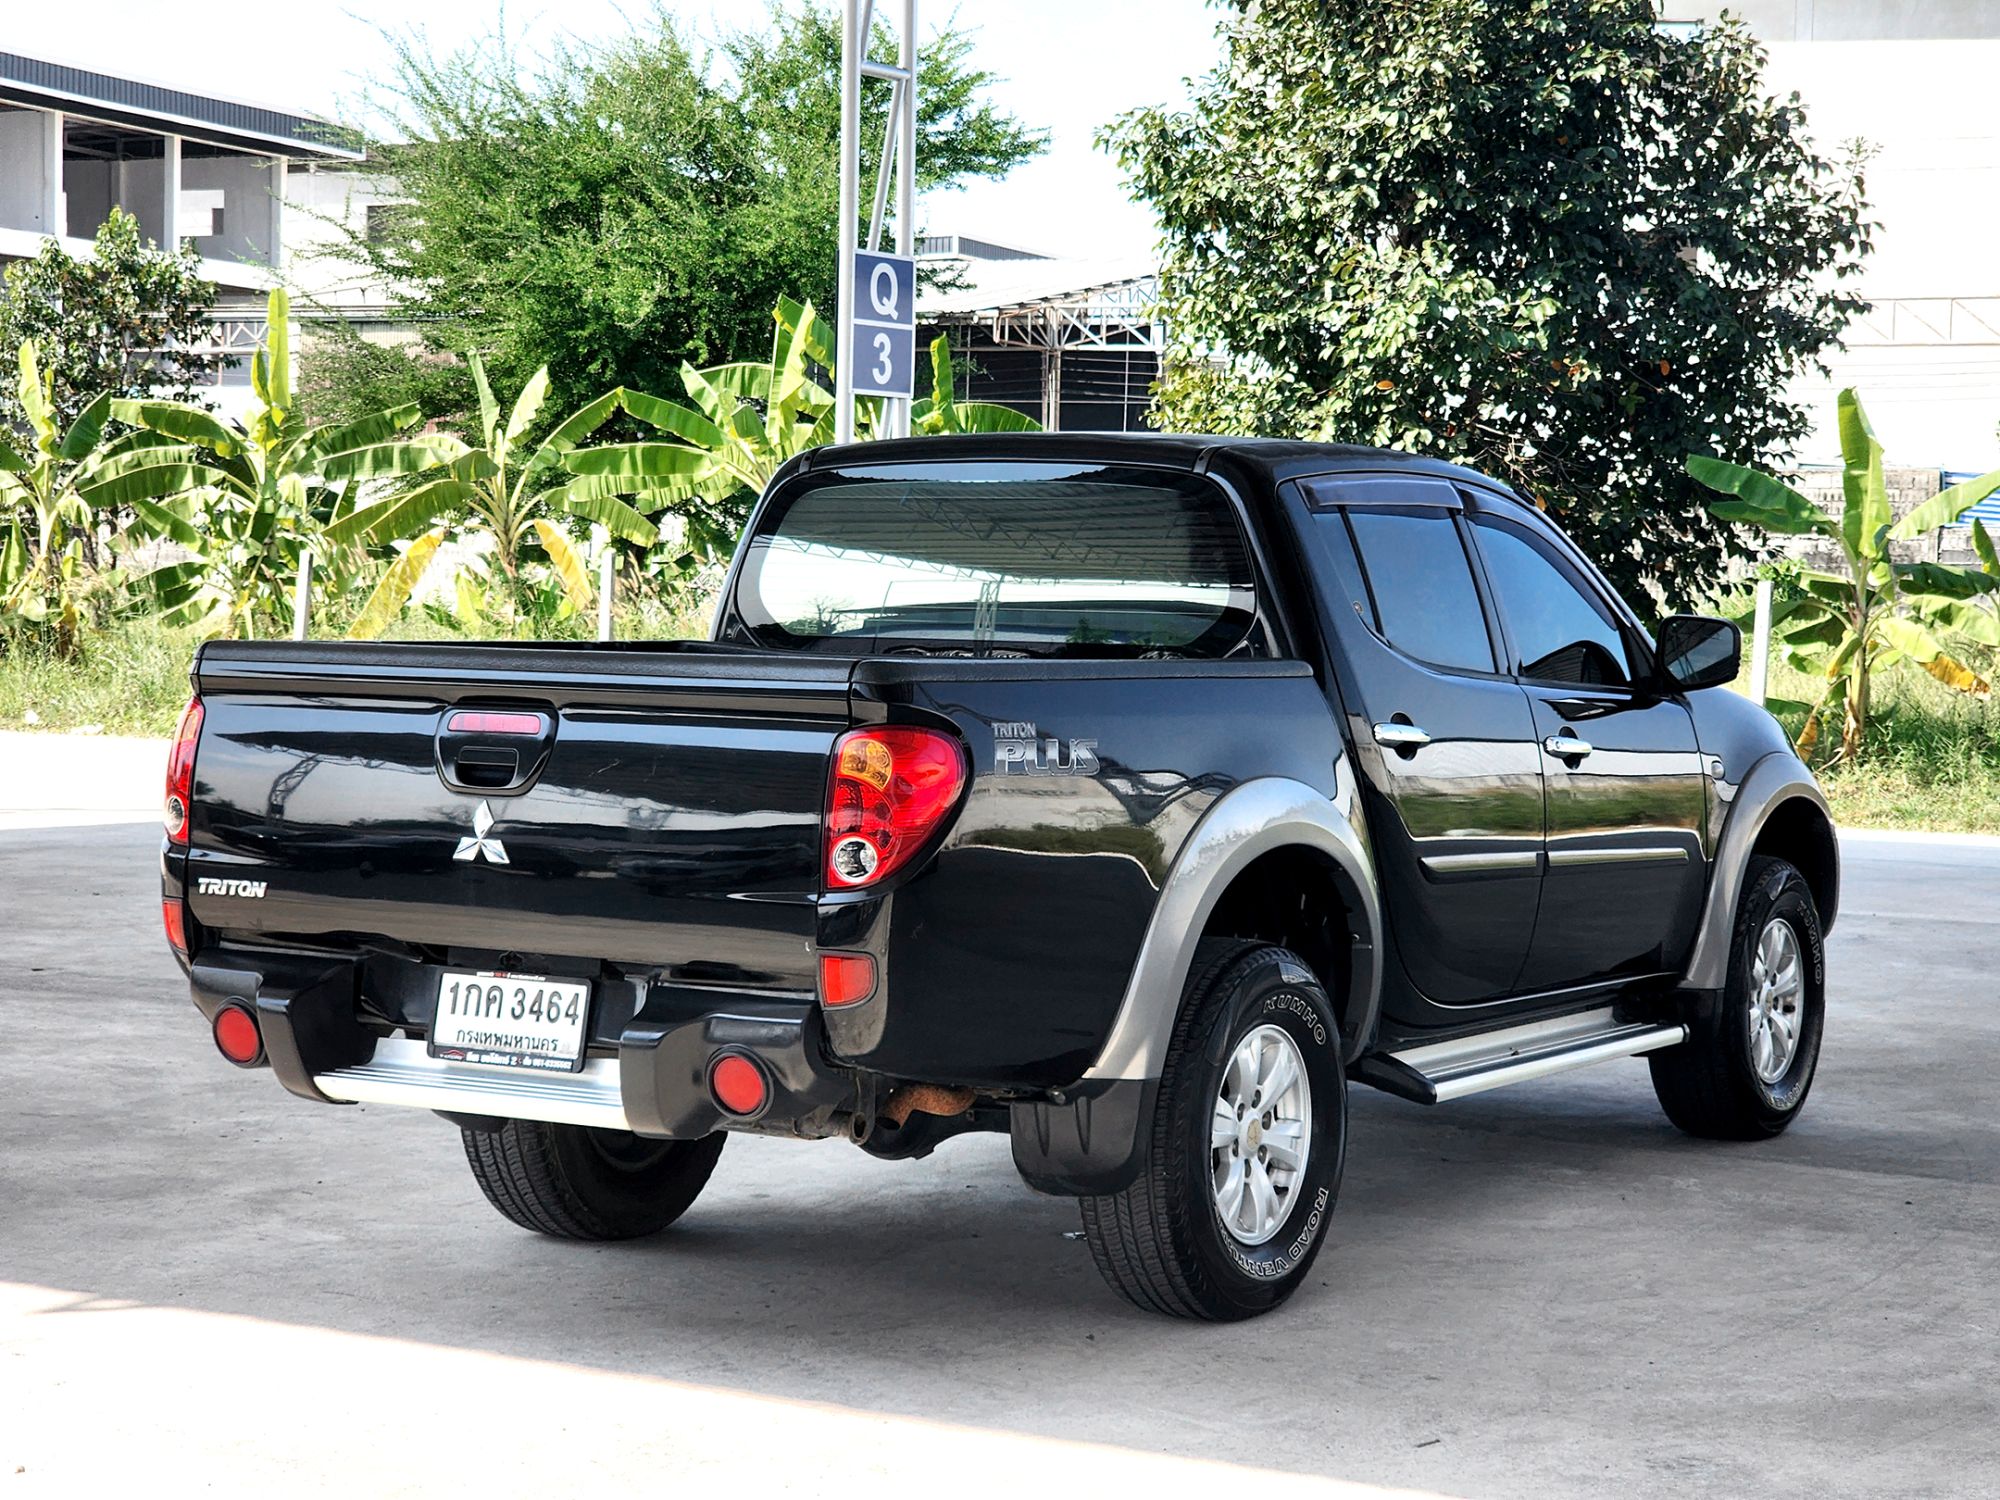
[1737,661,2000,834]
[0,619,205,737]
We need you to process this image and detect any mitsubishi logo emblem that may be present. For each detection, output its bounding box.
[453,800,510,865]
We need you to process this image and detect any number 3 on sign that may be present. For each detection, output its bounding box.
[872,331,893,385]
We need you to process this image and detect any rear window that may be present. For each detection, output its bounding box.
[730,461,1261,657]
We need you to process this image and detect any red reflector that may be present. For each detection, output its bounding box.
[162,896,189,957]
[212,1004,263,1067]
[709,1054,769,1116]
[818,952,877,1008]
[165,697,203,843]
[825,726,968,888]
[447,710,545,736]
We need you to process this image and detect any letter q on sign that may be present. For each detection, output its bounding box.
[870,261,902,320]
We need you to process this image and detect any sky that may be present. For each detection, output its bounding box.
[8,0,1226,262]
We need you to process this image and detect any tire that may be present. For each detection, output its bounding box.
[461,1120,726,1240]
[1080,940,1347,1321]
[1651,855,1826,1140]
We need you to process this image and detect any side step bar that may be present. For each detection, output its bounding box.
[1357,1006,1687,1105]
[316,1038,632,1130]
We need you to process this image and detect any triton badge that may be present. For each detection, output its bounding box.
[195,877,267,899]
[453,800,510,865]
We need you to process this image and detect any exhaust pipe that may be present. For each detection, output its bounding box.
[881,1083,976,1127]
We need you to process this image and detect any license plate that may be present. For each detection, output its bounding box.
[429,970,591,1073]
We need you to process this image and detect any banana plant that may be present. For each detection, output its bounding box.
[567,298,1038,565]
[326,353,705,637]
[1688,387,2000,764]
[79,288,446,637]
[0,343,129,654]
[914,335,1041,437]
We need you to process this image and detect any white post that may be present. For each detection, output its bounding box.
[267,155,286,274]
[596,531,615,643]
[291,548,314,640]
[835,0,862,445]
[161,136,181,250]
[1749,577,1773,705]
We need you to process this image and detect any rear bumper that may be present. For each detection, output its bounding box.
[191,954,858,1139]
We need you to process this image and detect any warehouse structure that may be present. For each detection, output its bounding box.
[916,235,1161,433]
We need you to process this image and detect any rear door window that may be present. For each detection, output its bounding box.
[731,461,1261,657]
[1342,509,1495,674]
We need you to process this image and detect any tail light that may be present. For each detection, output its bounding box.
[212,1004,264,1067]
[825,726,967,888]
[818,952,878,1008]
[708,1053,770,1117]
[162,896,189,959]
[165,696,203,844]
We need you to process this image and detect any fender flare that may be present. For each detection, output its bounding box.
[1682,752,1838,992]
[1080,774,1383,1083]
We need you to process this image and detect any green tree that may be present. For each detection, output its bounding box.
[1107,0,1871,607]
[571,299,1038,560]
[87,290,445,638]
[0,344,129,654]
[312,3,1044,422]
[326,354,699,637]
[1689,389,2000,764]
[0,209,230,438]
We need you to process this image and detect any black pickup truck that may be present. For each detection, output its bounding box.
[162,434,1837,1320]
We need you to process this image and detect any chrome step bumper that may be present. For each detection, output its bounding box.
[1390,1006,1687,1103]
[315,1038,631,1130]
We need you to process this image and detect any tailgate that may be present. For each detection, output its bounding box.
[184,640,852,984]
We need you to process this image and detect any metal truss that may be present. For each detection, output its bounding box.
[1845,297,2000,346]
[975,275,1163,352]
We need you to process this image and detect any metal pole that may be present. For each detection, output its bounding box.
[595,525,615,643]
[1749,576,1773,705]
[868,78,899,254]
[893,0,917,439]
[835,0,862,445]
[290,548,313,640]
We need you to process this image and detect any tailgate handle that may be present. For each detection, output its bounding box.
[436,704,554,794]
[453,746,521,789]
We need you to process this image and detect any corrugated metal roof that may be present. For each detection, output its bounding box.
[918,254,1155,319]
[1940,472,2000,523]
[0,51,361,159]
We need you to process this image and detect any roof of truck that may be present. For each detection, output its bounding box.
[802,431,1514,495]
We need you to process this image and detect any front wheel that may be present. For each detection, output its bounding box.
[1080,941,1347,1321]
[462,1120,725,1240]
[1651,855,1826,1140]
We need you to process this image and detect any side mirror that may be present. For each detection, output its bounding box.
[1656,614,1740,692]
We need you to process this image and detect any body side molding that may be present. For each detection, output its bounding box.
[1081,773,1383,1082]
[1682,752,1837,992]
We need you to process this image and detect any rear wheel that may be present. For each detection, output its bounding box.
[1651,855,1826,1140]
[462,1120,725,1240]
[1080,941,1346,1321]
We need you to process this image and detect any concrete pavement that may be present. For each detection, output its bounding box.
[0,821,1995,1497]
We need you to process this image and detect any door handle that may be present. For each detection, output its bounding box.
[1372,722,1432,749]
[1543,733,1594,760]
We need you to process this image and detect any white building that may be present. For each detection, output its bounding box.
[282,161,407,337]
[1660,3,2000,471]
[0,48,361,383]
